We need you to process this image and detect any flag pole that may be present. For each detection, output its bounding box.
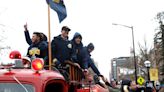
[48,4,52,70]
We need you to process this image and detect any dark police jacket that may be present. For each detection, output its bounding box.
[51,35,72,63]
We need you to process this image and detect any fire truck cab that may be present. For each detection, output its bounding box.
[0,50,109,92]
[0,51,68,92]
[0,69,67,92]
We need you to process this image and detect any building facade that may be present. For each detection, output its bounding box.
[111,57,135,81]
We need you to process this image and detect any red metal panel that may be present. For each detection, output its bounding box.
[76,89,90,92]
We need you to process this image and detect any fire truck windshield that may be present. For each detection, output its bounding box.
[0,83,34,92]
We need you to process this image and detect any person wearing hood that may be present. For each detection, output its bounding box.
[71,32,83,67]
[51,26,72,66]
[78,43,103,77]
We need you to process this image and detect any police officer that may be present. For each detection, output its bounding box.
[51,26,72,66]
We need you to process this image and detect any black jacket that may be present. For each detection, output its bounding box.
[25,31,48,63]
[51,35,72,63]
[71,32,83,63]
[77,47,88,68]
[27,41,48,60]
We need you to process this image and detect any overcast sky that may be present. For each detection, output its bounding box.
[0,0,164,79]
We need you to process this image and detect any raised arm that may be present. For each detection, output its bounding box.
[24,23,32,45]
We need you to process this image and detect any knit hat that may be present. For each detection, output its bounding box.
[87,43,94,50]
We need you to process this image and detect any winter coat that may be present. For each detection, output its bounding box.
[51,35,72,63]
[71,32,83,63]
[77,47,92,69]
[78,47,101,75]
[27,41,48,60]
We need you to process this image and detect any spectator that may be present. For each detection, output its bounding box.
[121,76,131,92]
[111,79,120,89]
[155,81,161,92]
[129,81,138,92]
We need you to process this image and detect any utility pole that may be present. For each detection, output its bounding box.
[112,23,137,84]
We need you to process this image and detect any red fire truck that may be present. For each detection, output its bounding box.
[0,50,109,92]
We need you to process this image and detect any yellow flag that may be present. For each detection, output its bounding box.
[53,0,60,3]
[150,68,158,81]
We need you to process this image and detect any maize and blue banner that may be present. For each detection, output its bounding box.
[46,0,67,22]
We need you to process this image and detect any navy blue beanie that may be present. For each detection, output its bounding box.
[87,43,94,50]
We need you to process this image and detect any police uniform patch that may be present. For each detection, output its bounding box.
[67,44,72,48]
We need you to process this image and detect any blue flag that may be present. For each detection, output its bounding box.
[46,0,67,23]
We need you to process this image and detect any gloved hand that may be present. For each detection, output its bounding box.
[52,58,60,66]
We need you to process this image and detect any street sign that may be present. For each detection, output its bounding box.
[150,68,158,81]
[137,76,145,85]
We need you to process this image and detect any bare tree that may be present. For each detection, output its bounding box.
[154,11,164,83]
[138,38,153,66]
